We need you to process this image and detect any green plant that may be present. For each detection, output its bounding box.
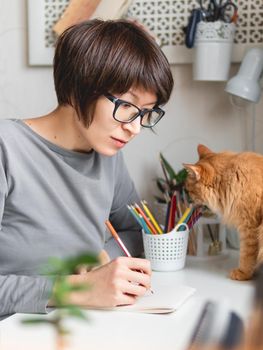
[155,153,188,203]
[22,253,98,350]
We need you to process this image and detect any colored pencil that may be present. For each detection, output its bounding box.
[167,192,177,232]
[131,204,153,235]
[164,200,171,233]
[176,192,183,218]
[189,209,202,230]
[127,205,151,234]
[105,220,153,294]
[177,207,192,226]
[105,220,131,257]
[138,213,152,234]
[134,203,157,235]
[141,200,163,234]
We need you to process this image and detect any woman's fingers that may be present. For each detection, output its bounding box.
[62,257,152,308]
[125,269,151,289]
[122,280,148,297]
[116,256,152,275]
[117,293,137,306]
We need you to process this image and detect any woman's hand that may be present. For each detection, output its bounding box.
[61,257,152,308]
[75,249,111,274]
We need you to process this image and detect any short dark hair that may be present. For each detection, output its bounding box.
[53,19,174,126]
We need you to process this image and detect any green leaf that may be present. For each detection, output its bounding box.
[21,319,53,325]
[153,195,166,204]
[65,254,98,273]
[22,254,94,335]
[160,153,177,182]
[55,279,72,293]
[41,257,64,274]
[175,168,188,184]
[68,284,90,293]
[44,254,99,275]
[65,306,88,320]
[156,178,168,193]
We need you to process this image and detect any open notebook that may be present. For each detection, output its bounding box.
[115,283,196,314]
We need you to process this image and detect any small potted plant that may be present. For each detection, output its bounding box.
[153,153,188,225]
[155,152,188,203]
[22,253,98,350]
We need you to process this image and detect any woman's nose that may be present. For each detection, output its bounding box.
[122,117,142,135]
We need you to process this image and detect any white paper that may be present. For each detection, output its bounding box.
[116,284,196,314]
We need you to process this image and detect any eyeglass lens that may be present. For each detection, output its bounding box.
[115,102,161,127]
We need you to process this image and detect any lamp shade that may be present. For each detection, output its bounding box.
[225,48,263,103]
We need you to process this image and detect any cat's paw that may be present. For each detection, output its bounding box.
[229,268,252,281]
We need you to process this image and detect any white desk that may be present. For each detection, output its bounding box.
[0,250,254,350]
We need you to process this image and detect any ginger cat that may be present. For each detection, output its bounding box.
[183,144,263,281]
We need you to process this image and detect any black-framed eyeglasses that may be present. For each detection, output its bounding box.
[105,94,165,128]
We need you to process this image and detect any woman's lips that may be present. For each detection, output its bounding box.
[111,137,127,148]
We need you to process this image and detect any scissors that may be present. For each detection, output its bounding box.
[184,0,238,48]
[184,8,204,48]
[199,0,238,23]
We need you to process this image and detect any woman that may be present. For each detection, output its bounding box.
[0,19,173,317]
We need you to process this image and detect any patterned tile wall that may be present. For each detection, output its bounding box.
[44,0,263,48]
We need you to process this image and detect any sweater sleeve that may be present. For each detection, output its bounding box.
[0,143,53,318]
[104,152,143,259]
[0,275,54,318]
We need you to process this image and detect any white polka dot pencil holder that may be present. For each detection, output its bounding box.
[142,223,189,272]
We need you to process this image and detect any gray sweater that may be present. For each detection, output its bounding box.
[0,119,142,318]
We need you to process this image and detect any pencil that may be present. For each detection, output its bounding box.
[127,205,152,234]
[141,200,163,234]
[105,220,131,257]
[176,191,183,218]
[177,207,192,225]
[134,203,158,235]
[183,206,195,225]
[167,193,177,232]
[138,213,152,235]
[105,220,153,294]
[164,200,171,233]
[188,208,202,230]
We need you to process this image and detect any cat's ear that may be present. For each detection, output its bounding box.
[183,164,201,181]
[197,144,213,159]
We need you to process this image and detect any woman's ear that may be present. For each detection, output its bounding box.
[197,144,213,159]
[183,164,201,181]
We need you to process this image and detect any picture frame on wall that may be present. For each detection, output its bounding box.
[27,0,69,66]
[27,0,263,66]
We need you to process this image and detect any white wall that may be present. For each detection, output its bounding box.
[1,0,263,204]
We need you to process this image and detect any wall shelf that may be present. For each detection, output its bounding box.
[27,0,263,65]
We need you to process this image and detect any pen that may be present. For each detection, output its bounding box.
[105,219,153,294]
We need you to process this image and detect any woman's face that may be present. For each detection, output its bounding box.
[77,86,157,156]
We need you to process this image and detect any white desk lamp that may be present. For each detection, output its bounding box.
[224,48,263,247]
[225,48,263,106]
[225,48,263,151]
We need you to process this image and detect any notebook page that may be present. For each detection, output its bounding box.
[116,284,196,314]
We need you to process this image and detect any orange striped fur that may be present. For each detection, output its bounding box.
[183,144,263,281]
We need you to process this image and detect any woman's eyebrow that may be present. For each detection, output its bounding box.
[127,91,157,106]
[143,101,157,107]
